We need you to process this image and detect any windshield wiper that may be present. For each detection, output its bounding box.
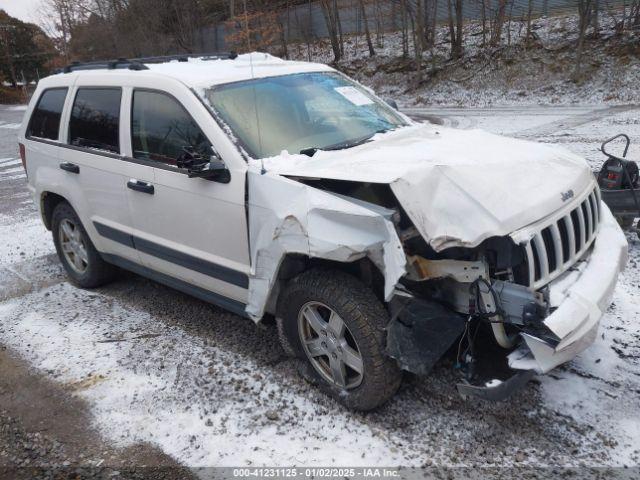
[299,128,391,157]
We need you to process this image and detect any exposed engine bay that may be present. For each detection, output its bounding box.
[292,176,625,400]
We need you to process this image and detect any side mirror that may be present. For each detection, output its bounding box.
[177,146,230,183]
[385,98,399,110]
[187,157,231,183]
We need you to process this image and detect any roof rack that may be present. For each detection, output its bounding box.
[57,51,238,74]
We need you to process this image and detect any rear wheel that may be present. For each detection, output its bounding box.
[277,269,401,410]
[52,202,117,288]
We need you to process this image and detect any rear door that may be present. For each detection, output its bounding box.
[122,83,250,313]
[61,83,139,263]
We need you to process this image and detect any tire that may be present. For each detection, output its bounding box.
[276,268,401,411]
[51,202,117,288]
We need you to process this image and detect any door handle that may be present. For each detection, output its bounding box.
[59,162,79,174]
[127,179,154,194]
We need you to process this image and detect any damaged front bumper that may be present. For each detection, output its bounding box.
[508,204,627,374]
[387,204,627,401]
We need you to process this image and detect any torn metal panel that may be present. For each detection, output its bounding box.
[258,124,595,252]
[246,170,406,320]
[386,295,466,375]
[406,257,487,282]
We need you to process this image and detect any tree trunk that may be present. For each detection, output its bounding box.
[526,0,533,46]
[447,0,458,59]
[574,0,592,79]
[401,0,409,57]
[334,0,344,57]
[491,0,507,47]
[481,0,487,46]
[454,0,463,58]
[278,2,289,59]
[358,0,375,56]
[320,0,341,61]
[592,0,600,35]
[415,0,424,84]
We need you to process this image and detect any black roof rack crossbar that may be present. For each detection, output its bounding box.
[57,51,238,74]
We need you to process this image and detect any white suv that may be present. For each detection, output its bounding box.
[19,52,628,410]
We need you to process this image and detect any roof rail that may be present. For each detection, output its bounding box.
[57,51,238,74]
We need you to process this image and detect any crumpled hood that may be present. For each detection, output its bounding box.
[258,124,594,251]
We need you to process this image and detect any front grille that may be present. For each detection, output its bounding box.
[523,186,601,290]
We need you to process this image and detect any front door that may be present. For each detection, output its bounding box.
[123,87,250,312]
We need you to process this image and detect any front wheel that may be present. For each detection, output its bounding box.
[277,269,401,410]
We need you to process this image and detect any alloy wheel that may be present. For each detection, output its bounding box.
[298,301,364,389]
[59,218,89,274]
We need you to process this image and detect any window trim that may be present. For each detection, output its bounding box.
[26,87,69,142]
[68,86,123,154]
[130,87,214,166]
[27,135,193,173]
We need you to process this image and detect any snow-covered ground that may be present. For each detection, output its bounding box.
[0,103,639,472]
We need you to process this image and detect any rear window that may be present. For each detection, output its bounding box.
[68,88,121,153]
[27,88,68,140]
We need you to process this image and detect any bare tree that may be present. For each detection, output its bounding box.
[41,0,90,61]
[491,0,508,47]
[447,0,463,59]
[319,0,341,61]
[574,0,593,79]
[358,0,375,57]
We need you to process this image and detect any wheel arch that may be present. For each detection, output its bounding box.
[265,254,387,318]
[41,191,70,230]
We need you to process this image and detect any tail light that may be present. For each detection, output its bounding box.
[19,143,26,175]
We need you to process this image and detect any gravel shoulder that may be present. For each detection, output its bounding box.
[0,347,195,479]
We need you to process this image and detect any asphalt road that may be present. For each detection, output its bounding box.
[0,104,638,476]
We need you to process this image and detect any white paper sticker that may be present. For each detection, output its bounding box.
[335,86,374,106]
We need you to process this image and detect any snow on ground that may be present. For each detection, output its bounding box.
[0,103,639,470]
[290,11,640,108]
[0,283,408,467]
[0,215,55,266]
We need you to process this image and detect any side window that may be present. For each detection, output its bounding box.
[131,90,212,164]
[69,88,121,153]
[27,88,68,140]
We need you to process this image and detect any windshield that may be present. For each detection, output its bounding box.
[205,72,407,159]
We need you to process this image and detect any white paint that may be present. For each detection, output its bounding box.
[246,172,406,319]
[145,53,334,89]
[258,123,593,252]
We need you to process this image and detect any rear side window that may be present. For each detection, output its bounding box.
[27,88,68,140]
[131,90,212,164]
[69,88,121,153]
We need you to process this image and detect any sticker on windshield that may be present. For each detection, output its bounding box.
[335,86,374,106]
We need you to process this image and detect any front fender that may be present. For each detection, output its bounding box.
[246,170,407,320]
